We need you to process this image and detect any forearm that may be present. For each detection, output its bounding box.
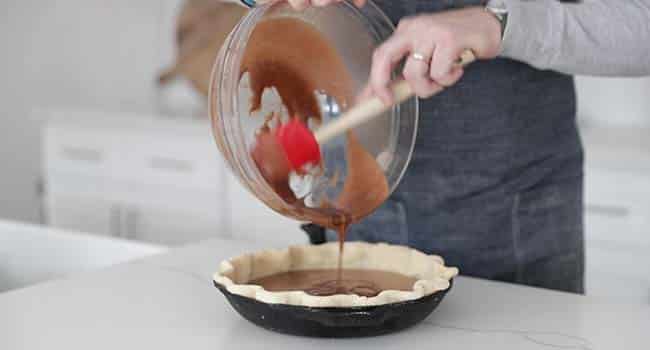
[500,0,650,77]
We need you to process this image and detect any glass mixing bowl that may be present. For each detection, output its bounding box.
[209,1,418,228]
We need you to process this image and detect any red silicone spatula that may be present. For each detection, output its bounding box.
[276,80,412,170]
[273,49,476,172]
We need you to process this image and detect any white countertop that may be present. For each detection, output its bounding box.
[0,220,165,293]
[1,236,648,350]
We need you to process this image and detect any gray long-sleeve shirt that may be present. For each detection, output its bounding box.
[500,0,650,76]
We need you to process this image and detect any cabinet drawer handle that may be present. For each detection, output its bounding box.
[585,204,629,218]
[124,208,138,240]
[149,157,193,173]
[109,206,122,237]
[61,147,103,163]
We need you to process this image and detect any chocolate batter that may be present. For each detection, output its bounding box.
[242,17,391,296]
[241,17,352,119]
[250,269,417,297]
[251,126,295,202]
[243,17,389,228]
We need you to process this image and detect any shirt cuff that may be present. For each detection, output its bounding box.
[499,0,558,61]
[499,0,523,57]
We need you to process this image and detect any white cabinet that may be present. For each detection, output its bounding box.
[46,190,227,246]
[42,110,228,246]
[585,241,650,304]
[576,76,650,127]
[41,109,305,247]
[585,168,650,248]
[122,204,222,246]
[225,172,306,246]
[46,194,118,237]
[582,125,650,304]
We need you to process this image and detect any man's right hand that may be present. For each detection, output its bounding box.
[286,0,366,11]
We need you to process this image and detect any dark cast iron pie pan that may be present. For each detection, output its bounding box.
[213,279,452,338]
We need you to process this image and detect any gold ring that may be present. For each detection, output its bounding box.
[411,52,428,62]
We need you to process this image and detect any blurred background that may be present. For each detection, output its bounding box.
[1,1,648,302]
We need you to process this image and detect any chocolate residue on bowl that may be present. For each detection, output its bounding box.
[240,16,391,293]
[242,17,389,228]
[240,17,352,120]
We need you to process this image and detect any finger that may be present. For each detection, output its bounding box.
[370,35,411,105]
[287,0,309,11]
[353,0,366,7]
[403,56,438,98]
[429,44,460,83]
[310,0,330,6]
[434,66,464,87]
[395,16,415,34]
[403,39,437,96]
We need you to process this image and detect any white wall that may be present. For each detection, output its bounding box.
[576,76,650,127]
[0,0,185,222]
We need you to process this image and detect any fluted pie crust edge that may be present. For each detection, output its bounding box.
[213,242,459,308]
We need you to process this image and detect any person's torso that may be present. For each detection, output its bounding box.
[340,0,583,277]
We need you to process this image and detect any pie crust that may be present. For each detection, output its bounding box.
[213,242,459,307]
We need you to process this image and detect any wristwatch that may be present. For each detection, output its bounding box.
[485,0,509,39]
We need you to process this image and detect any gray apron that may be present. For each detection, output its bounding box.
[309,0,584,294]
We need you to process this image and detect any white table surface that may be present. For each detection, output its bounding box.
[1,235,648,350]
[0,220,164,293]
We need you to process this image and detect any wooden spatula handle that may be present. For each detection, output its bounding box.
[315,49,476,144]
[314,80,411,144]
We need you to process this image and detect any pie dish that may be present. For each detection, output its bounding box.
[214,242,458,307]
[213,242,458,337]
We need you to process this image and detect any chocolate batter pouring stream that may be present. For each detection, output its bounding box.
[243,17,391,296]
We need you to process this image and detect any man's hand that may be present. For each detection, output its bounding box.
[286,0,365,11]
[370,7,502,103]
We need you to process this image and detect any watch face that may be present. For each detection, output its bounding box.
[487,0,508,12]
[240,0,256,7]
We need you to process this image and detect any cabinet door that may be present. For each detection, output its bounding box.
[123,205,222,246]
[584,167,650,247]
[585,242,650,305]
[584,167,650,304]
[45,194,119,237]
[226,173,306,246]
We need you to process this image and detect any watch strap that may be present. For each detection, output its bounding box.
[485,0,509,39]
